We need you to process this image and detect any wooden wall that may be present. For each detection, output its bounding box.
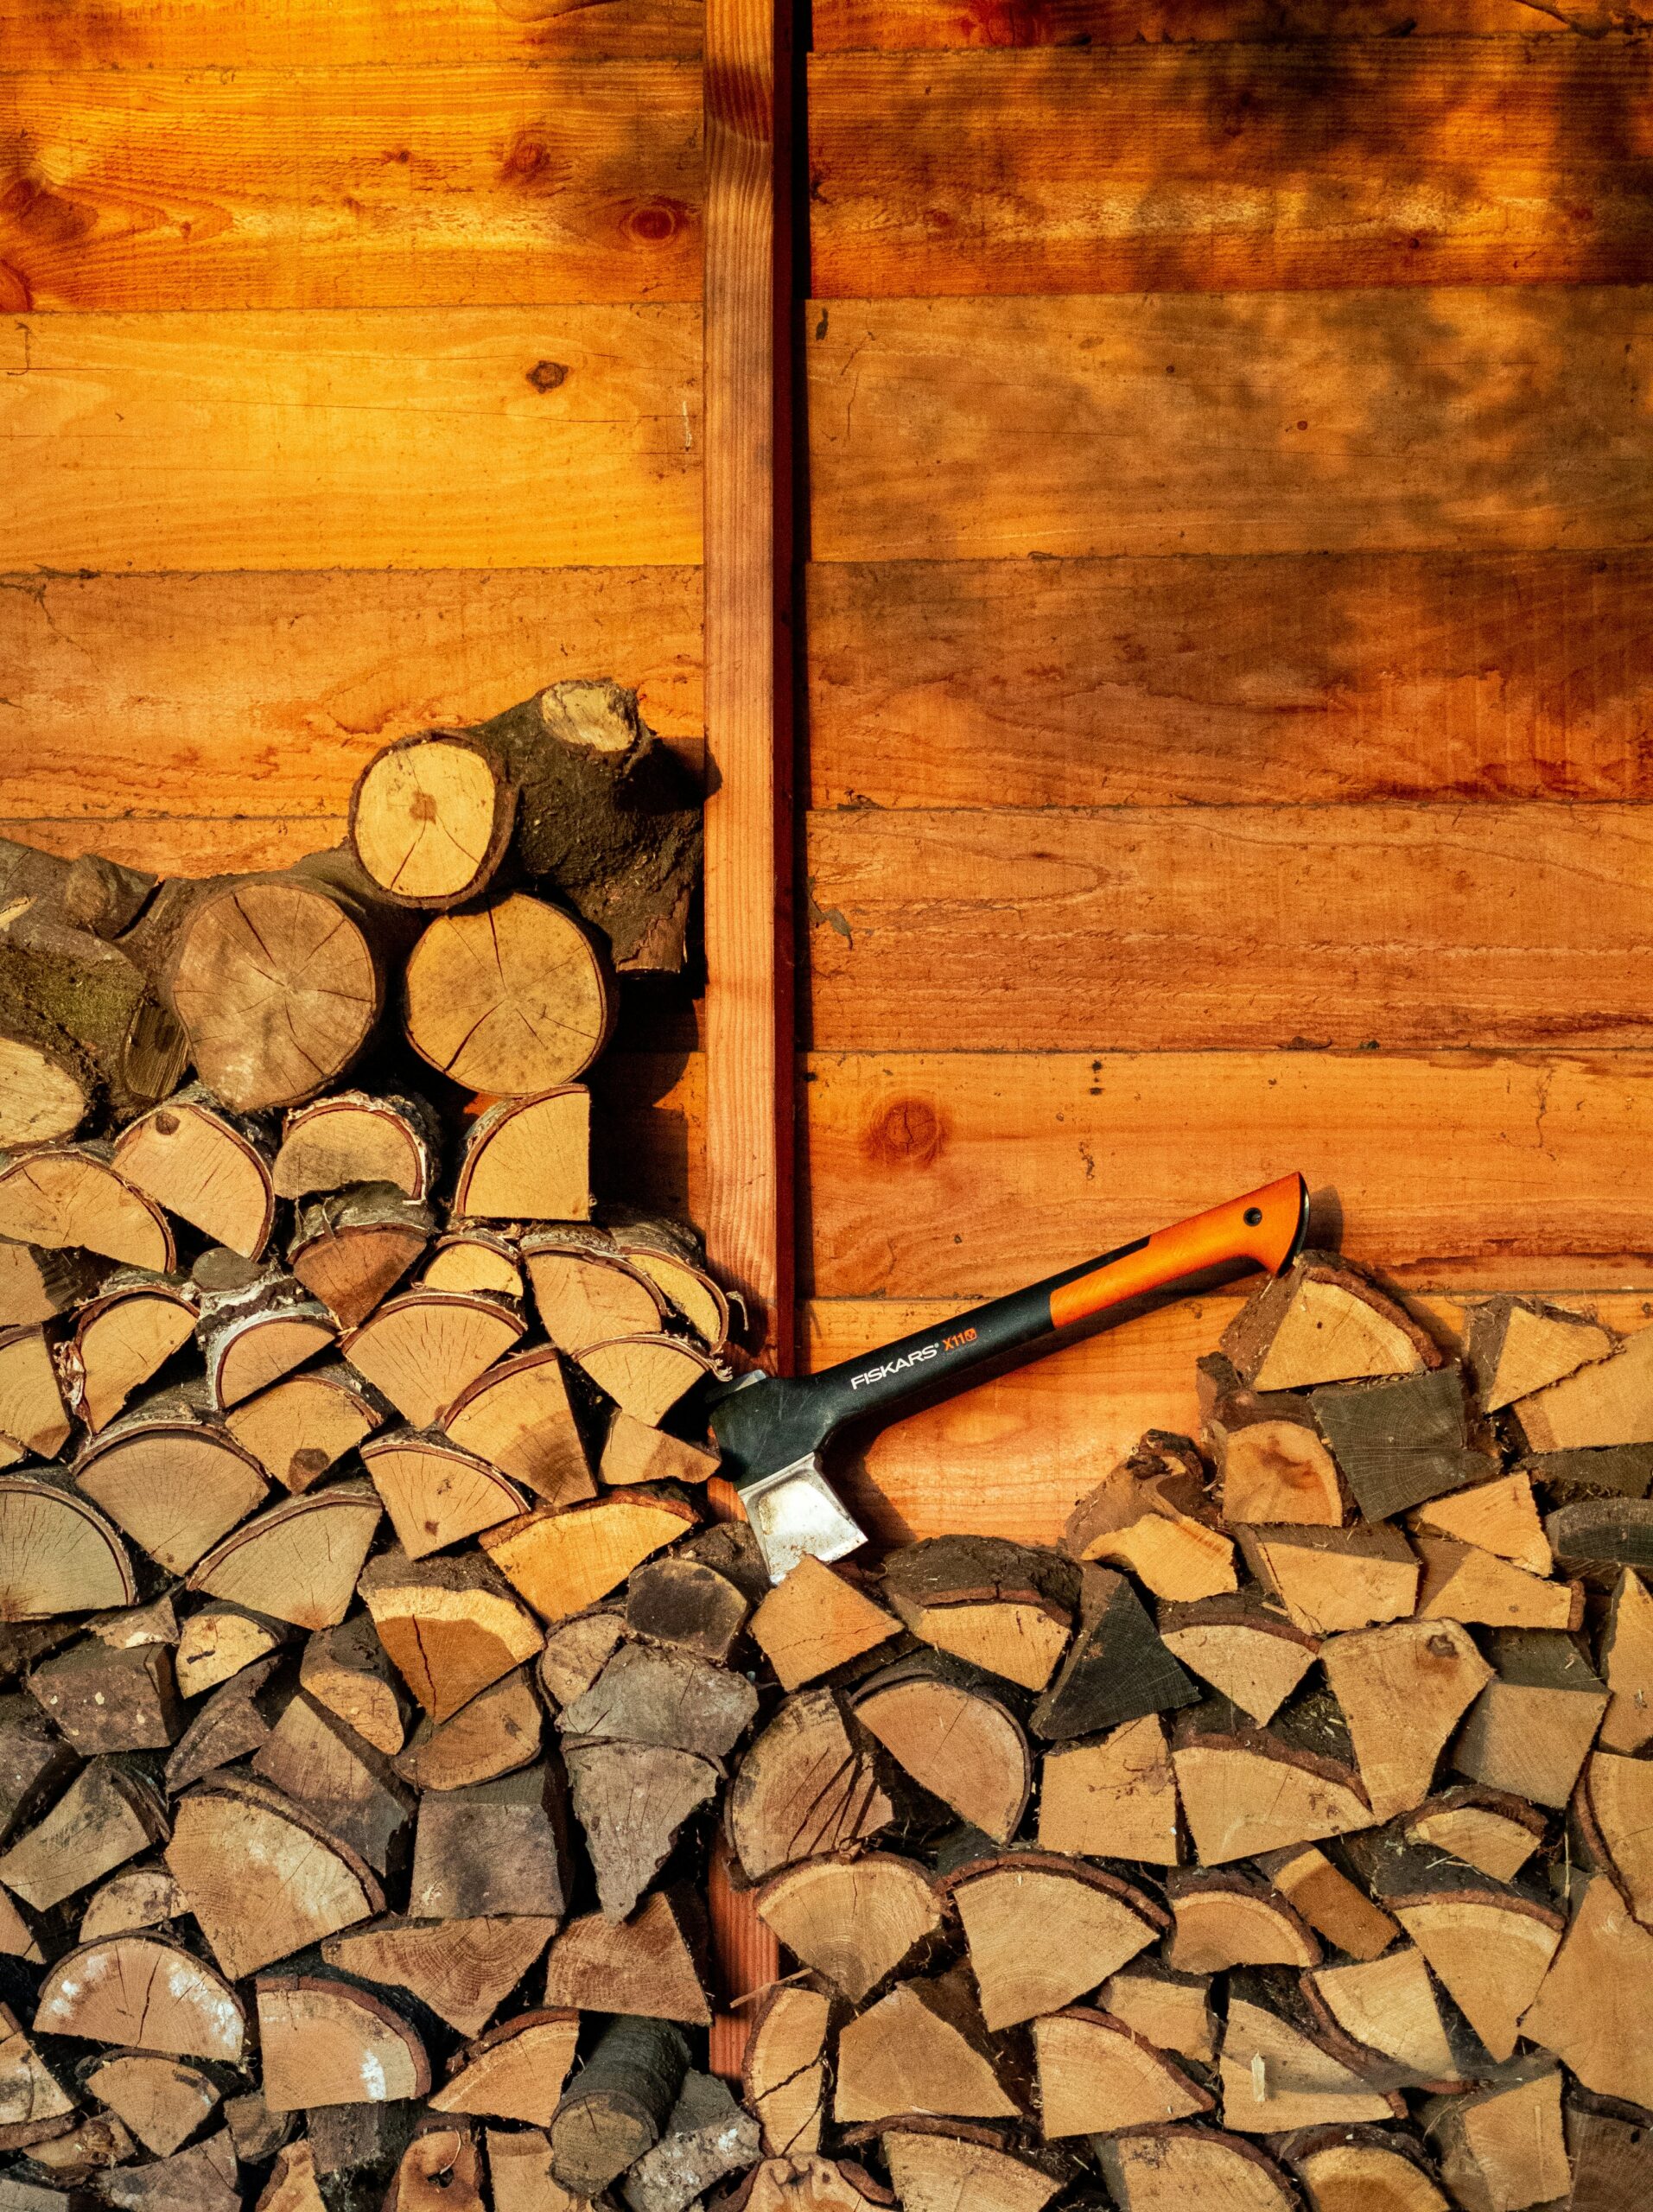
[798,0,1653,1543]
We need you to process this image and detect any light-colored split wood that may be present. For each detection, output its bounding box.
[257,1976,429,2111]
[575,1335,715,1426]
[188,1479,383,1630]
[168,1777,384,1979]
[0,1329,68,1464]
[86,2056,220,2158]
[481,1490,699,1622]
[1160,1606,1317,1726]
[455,1094,592,1224]
[743,1986,830,2158]
[113,1094,275,1259]
[173,1604,285,1697]
[76,1401,268,1573]
[1307,1946,1459,2083]
[1392,1891,1562,2061]
[1238,1522,1420,1635]
[1033,2007,1211,2138]
[1038,1713,1180,1864]
[1601,1566,1653,1751]
[1173,1735,1371,1865]
[0,1478,135,1618]
[1514,1323,1653,1452]
[34,1934,246,2059]
[854,1664,1030,1843]
[1097,2129,1298,2212]
[343,1290,525,1430]
[362,1432,527,1560]
[1423,2062,1569,2212]
[359,1548,544,1722]
[274,1093,436,1203]
[757,1856,939,2003]
[834,1974,1017,2126]
[952,1858,1160,2029]
[1414,1535,1579,1630]
[1218,1996,1398,2133]
[1322,1618,1492,1822]
[1403,1791,1544,1884]
[0,1150,174,1270]
[324,1916,557,2040]
[1165,1876,1319,1974]
[428,2011,581,2124]
[423,1231,525,1300]
[442,1349,594,1509]
[1223,1253,1437,1392]
[750,1556,900,1692]
[65,1282,197,1433]
[1469,1294,1615,1412]
[226,1364,385,1492]
[1408,1471,1552,1576]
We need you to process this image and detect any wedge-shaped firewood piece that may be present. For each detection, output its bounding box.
[1518,1872,1653,2107]
[600,1413,718,1497]
[550,2014,689,2196]
[1321,1618,1491,1822]
[1523,1440,1653,1498]
[404,893,613,1095]
[455,1094,591,1224]
[626,1555,748,1662]
[343,1291,525,1430]
[362,1431,526,1561]
[1408,1471,1552,1576]
[275,1090,437,1205]
[749,1556,900,1692]
[255,2140,327,2212]
[252,1690,413,1876]
[1516,1320,1653,1454]
[174,1602,287,1697]
[165,1653,284,1793]
[228,1364,385,1494]
[27,1634,178,1754]
[302,1613,411,1754]
[1567,2095,1653,2212]
[484,2127,591,2212]
[482,1490,699,1623]
[1219,1994,1399,2133]
[563,1739,719,1920]
[1312,1366,1490,1522]
[1033,2006,1211,2139]
[0,1477,133,1618]
[429,2011,580,2125]
[854,1657,1030,1843]
[1173,1730,1370,1866]
[86,2054,219,2159]
[1423,2059,1569,2212]
[409,1764,570,1920]
[728,1688,893,1882]
[612,1224,730,1354]
[396,1667,541,1791]
[1224,1250,1437,1391]
[1260,1843,1400,1961]
[880,1537,1073,1692]
[168,1776,383,1977]
[257,1976,429,2111]
[1581,1747,1653,1923]
[575,1337,715,1427]
[1098,2129,1299,2212]
[66,1281,197,1434]
[1403,1788,1545,1884]
[1600,1567,1653,1751]
[1288,2130,1450,2212]
[326,1916,556,2040]
[1165,1872,1319,1974]
[0,1692,75,1844]
[1099,1967,1214,2063]
[101,2131,241,2212]
[1064,1431,1236,1601]
[0,1758,165,1910]
[522,1233,664,1354]
[1392,1889,1563,2062]
[544,1887,711,2024]
[188,1478,383,1630]
[0,1329,67,1465]
[755,1856,938,2005]
[76,1389,270,1573]
[385,2122,485,2212]
[949,1856,1160,2030]
[1238,1521,1419,1635]
[1159,1598,1317,1727]
[0,2002,73,2135]
[0,1241,105,1330]
[80,1864,186,1942]
[443,1350,593,1509]
[425,1231,524,1301]
[1453,1628,1608,1807]
[1546,1496,1653,1575]
[1201,1362,1344,1528]
[360,1548,541,1721]
[289,1188,432,1331]
[1415,1535,1578,1630]
[1037,1713,1179,1863]
[835,1971,1017,2126]
[878,2128,1056,2212]
[35,1933,246,2058]
[1030,1565,1196,1741]
[740,2160,893,2212]
[0,1150,173,1270]
[1470,1293,1616,1413]
[743,1986,830,2159]
[113,1090,276,1260]
[1306,1946,1459,2085]
[560,1641,756,1761]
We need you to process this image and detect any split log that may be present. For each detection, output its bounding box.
[1286,2130,1449,2212]
[76,1394,269,1573]
[86,2055,220,2158]
[743,1986,830,2159]
[620,2072,760,2212]
[626,1557,747,1663]
[1579,1748,1653,1923]
[728,1690,893,1882]
[601,1414,720,1494]
[1158,1596,1317,1727]
[563,1738,720,1920]
[754,1856,938,2004]
[1237,1522,1420,1635]
[0,1330,68,1465]
[454,1096,592,1225]
[609,1224,729,1355]
[394,1666,542,1790]
[1032,2007,1211,2137]
[251,1690,414,1875]
[560,1649,753,1775]
[1217,1993,1400,2132]
[1567,2092,1653,2212]
[1520,1872,1653,2107]
[289,1188,432,1332]
[481,1491,699,1623]
[1422,2060,1570,2212]
[1469,1294,1614,1411]
[1403,1787,1545,1883]
[1305,1946,1460,2085]
[349,731,518,911]
[748,1558,900,1694]
[1163,1872,1319,1974]
[525,1236,669,1356]
[1311,1366,1489,1522]
[63,1279,197,1434]
[1599,1567,1653,1751]
[1094,1967,1214,2063]
[1201,1361,1345,1528]
[167,1776,384,1976]
[1062,1432,1237,1602]
[1389,1889,1563,2061]
[1258,1843,1399,1960]
[574,1339,715,1428]
[442,1350,594,1510]
[484,2127,589,2212]
[1221,1250,1438,1391]
[324,1915,557,2039]
[0,1759,165,1909]
[1452,1628,1609,1807]
[1414,1535,1580,1630]
[99,2130,240,2212]
[879,2128,1058,2212]
[359,1548,543,1721]
[1546,1497,1653,1576]
[1408,1469,1552,1575]
[1029,1565,1196,1741]
[0,1477,135,1618]
[257,1977,429,2111]
[1523,1441,1653,1497]
[550,2016,691,2196]
[880,1537,1074,1692]
[949,1856,1160,2029]
[27,1637,180,1752]
[173,1603,287,1697]
[302,1615,412,1755]
[1513,1323,1653,1452]
[112,1091,276,1260]
[1037,1713,1179,1863]
[1172,1729,1371,1865]
[403,895,613,1095]
[407,1764,570,1920]
[0,1694,77,1845]
[80,1864,186,1941]
[1320,1619,1492,1823]
[273,1094,438,1205]
[361,1431,527,1560]
[255,2140,327,2212]
[341,1291,525,1431]
[34,1934,246,2058]
[0,1149,174,1271]
[227,1365,386,1494]
[719,2158,889,2212]
[429,2012,580,2126]
[188,1479,385,1630]
[0,1243,105,1330]
[833,1972,1017,2126]
[542,1888,711,2024]
[537,1611,626,1708]
[423,1232,525,1301]
[164,1652,284,1792]
[854,1657,1030,1842]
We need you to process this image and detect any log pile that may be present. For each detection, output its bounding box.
[4,696,1653,2209]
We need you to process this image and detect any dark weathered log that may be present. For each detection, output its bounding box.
[550,2016,691,2196]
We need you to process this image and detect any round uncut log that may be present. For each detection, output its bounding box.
[350,735,518,911]
[402,895,613,1096]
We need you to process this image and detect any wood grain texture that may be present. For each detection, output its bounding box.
[812,0,1563,50]
[0,570,702,820]
[0,308,701,570]
[806,1292,1653,1546]
[810,44,1653,295]
[804,804,1653,1052]
[0,817,347,874]
[802,1051,1653,1299]
[807,290,1653,561]
[805,554,1653,808]
[0,65,701,313]
[0,0,703,65]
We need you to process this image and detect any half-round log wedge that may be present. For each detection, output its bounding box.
[64,1280,197,1433]
[0,1242,106,1330]
[442,1349,594,1508]
[1097,2129,1300,2212]
[422,1231,524,1300]
[83,2054,221,2158]
[880,2128,1058,2212]
[0,1477,135,1618]
[301,1614,411,1753]
[343,1292,526,1431]
[359,1548,544,1722]
[1222,1251,1439,1392]
[203,1297,337,1413]
[35,1935,246,2059]
[79,1866,185,1942]
[480,1490,699,1622]
[403,895,614,1096]
[756,1855,941,2003]
[0,1033,90,1155]
[834,1974,1017,2126]
[737,2160,891,2212]
[0,1327,68,1465]
[75,1402,268,1574]
[747,1555,903,1694]
[289,1188,432,1332]
[187,1480,384,1630]
[1159,1601,1319,1728]
[744,1986,830,2158]
[112,1092,276,1259]
[351,735,516,910]
[362,1433,527,1560]
[226,1365,386,1492]
[1171,1733,1372,1865]
[523,1237,665,1356]
[1218,1997,1402,2133]
[947,1858,1161,2030]
[728,1689,894,1883]
[168,1777,384,1980]
[1582,1747,1653,1923]
[257,1977,429,2111]
[1164,1872,1321,1974]
[1288,2132,1450,2212]
[852,1662,1030,1844]
[0,1150,174,1270]
[274,1093,437,1203]
[1033,2007,1212,2139]
[396,1669,540,1789]
[1391,1890,1564,2063]
[574,1337,715,1427]
[1320,1618,1492,1823]
[611,1226,730,1355]
[454,1093,592,1224]
[323,1915,558,2040]
[175,1604,287,1698]
[428,2010,581,2124]
[1305,1946,1460,2085]
[1402,1787,1545,1885]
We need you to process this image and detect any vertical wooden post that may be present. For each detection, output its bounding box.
[702,0,792,2081]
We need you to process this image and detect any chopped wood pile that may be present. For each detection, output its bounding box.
[4,692,1653,2211]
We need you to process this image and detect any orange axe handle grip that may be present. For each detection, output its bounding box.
[1047,1172,1309,1332]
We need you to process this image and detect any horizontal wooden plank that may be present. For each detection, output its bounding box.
[810,45,1653,294]
[0,65,701,313]
[813,0,1558,52]
[0,308,700,570]
[807,291,1653,559]
[805,805,1653,1052]
[805,553,1653,808]
[0,0,702,66]
[803,1049,1653,1299]
[808,1290,1653,1545]
[0,569,701,821]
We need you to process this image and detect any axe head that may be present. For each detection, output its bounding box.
[707,1370,868,1583]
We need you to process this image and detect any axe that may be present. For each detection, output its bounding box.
[707,1172,1308,1582]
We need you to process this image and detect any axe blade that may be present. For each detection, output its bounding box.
[741,1456,868,1583]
